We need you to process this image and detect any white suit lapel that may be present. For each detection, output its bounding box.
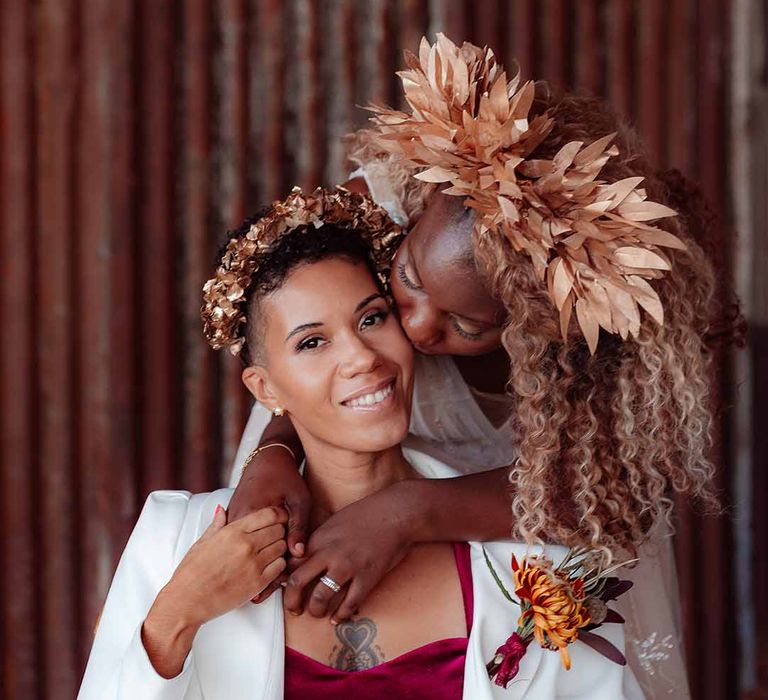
[465,541,564,699]
[178,491,285,700]
[193,596,284,700]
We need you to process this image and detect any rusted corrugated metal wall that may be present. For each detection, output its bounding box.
[0,1,741,698]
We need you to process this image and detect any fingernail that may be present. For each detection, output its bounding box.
[280,581,288,587]
[293,542,305,557]
[330,618,339,626]
[215,504,224,516]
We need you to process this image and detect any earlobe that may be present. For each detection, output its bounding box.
[241,366,282,412]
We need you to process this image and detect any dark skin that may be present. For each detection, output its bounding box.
[228,184,514,620]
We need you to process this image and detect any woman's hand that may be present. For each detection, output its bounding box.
[228,444,311,560]
[282,468,514,624]
[142,505,288,677]
[283,482,415,624]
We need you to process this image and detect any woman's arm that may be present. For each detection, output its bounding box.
[402,467,512,541]
[78,497,287,698]
[228,412,310,559]
[283,466,511,622]
[141,505,287,677]
[78,492,195,700]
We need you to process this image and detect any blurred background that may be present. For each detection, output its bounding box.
[1,1,765,698]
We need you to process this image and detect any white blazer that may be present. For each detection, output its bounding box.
[77,446,644,700]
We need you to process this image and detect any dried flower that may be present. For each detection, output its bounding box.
[513,555,591,670]
[201,187,404,356]
[483,546,633,687]
[367,34,685,353]
[487,632,528,689]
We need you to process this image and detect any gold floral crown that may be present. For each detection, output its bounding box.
[367,34,685,352]
[201,186,404,356]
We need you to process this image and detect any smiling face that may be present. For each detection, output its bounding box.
[390,190,507,356]
[244,257,414,455]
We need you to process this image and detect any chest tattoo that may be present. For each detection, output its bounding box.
[329,617,384,671]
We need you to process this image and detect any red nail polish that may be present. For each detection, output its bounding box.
[215,504,224,516]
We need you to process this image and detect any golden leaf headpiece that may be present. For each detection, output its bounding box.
[367,34,685,352]
[201,186,404,356]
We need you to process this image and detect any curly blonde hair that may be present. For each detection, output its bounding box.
[349,88,737,562]
[471,89,728,561]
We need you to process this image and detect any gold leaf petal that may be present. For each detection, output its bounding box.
[575,298,599,354]
[553,141,583,171]
[573,132,616,166]
[637,228,687,251]
[627,275,664,325]
[617,201,678,222]
[598,176,645,207]
[559,294,574,340]
[552,258,574,310]
[614,246,671,270]
[413,166,455,182]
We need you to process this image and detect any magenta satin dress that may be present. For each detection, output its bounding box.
[284,542,473,699]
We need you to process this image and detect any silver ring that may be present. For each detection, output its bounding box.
[319,574,342,593]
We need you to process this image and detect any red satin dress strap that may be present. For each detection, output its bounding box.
[284,542,473,700]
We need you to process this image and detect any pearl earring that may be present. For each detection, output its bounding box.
[273,407,285,417]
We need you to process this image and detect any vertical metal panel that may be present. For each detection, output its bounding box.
[574,1,603,95]
[180,0,217,493]
[75,0,135,668]
[35,0,79,696]
[324,0,358,183]
[1,3,39,698]
[215,0,250,473]
[508,0,537,78]
[692,4,733,699]
[606,0,635,117]
[666,0,696,172]
[138,0,176,496]
[0,1,753,698]
[540,0,570,88]
[473,0,502,60]
[638,0,664,161]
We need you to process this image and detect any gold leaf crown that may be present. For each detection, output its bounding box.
[367,34,685,352]
[201,186,404,357]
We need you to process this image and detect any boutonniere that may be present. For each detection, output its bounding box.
[483,547,634,688]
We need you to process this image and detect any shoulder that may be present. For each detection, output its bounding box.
[129,488,235,561]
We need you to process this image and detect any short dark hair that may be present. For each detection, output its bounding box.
[213,215,384,365]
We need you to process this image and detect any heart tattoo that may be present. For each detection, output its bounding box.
[330,617,384,671]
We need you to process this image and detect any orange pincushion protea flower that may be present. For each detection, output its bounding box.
[513,555,591,670]
[483,546,633,689]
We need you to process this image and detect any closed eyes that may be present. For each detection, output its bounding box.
[396,262,421,291]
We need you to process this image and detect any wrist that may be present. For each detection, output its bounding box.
[149,583,204,635]
[242,443,298,481]
[142,586,201,679]
[388,479,431,545]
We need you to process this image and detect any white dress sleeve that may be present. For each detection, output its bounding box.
[77,491,200,700]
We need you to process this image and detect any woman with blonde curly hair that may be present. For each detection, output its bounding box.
[227,36,738,698]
